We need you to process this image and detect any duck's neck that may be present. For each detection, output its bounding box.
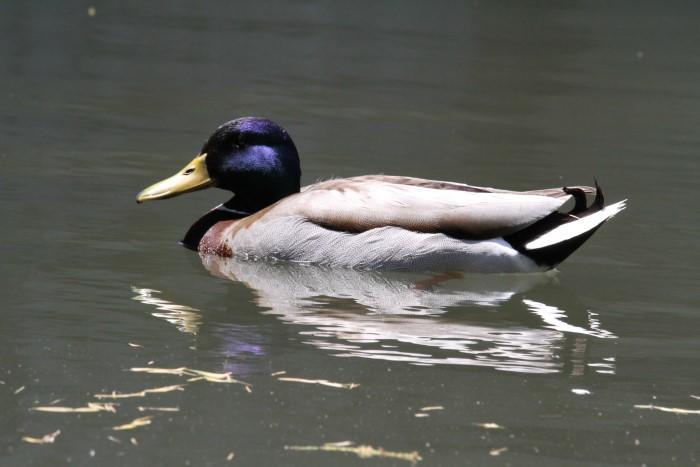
[180,207,243,251]
[180,186,300,251]
[222,189,295,214]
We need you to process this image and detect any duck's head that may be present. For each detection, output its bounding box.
[136,117,301,212]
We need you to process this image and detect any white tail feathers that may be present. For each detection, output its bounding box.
[525,200,627,251]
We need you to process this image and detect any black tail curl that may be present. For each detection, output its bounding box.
[504,181,606,269]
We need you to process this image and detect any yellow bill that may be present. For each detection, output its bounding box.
[136,153,213,203]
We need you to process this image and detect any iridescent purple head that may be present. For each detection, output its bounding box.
[201,117,301,211]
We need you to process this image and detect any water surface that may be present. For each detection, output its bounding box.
[1,2,699,466]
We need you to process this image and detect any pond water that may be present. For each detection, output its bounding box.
[1,2,699,465]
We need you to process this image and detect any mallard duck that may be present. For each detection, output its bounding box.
[136,117,626,273]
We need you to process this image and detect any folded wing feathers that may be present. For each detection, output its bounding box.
[348,175,595,198]
[270,179,569,238]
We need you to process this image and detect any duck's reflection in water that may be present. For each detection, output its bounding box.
[131,286,202,335]
[130,286,266,377]
[198,256,616,375]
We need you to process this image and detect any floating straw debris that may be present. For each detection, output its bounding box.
[31,402,117,413]
[22,430,61,445]
[130,367,190,376]
[94,384,184,399]
[634,404,700,415]
[112,416,153,431]
[137,406,180,412]
[474,422,505,430]
[277,377,359,390]
[285,442,421,464]
[129,367,251,388]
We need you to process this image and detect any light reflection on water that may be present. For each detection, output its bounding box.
[131,287,202,335]
[133,257,617,376]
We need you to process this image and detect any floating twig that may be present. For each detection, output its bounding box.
[474,422,504,430]
[634,404,700,415]
[112,416,153,431]
[285,442,421,464]
[129,367,251,388]
[137,406,180,412]
[130,367,189,376]
[94,384,184,399]
[31,402,117,413]
[278,377,359,390]
[22,430,61,445]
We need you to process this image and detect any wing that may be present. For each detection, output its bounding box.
[262,177,571,239]
[346,175,596,198]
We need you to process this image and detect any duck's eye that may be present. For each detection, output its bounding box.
[183,168,195,175]
[235,135,246,149]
